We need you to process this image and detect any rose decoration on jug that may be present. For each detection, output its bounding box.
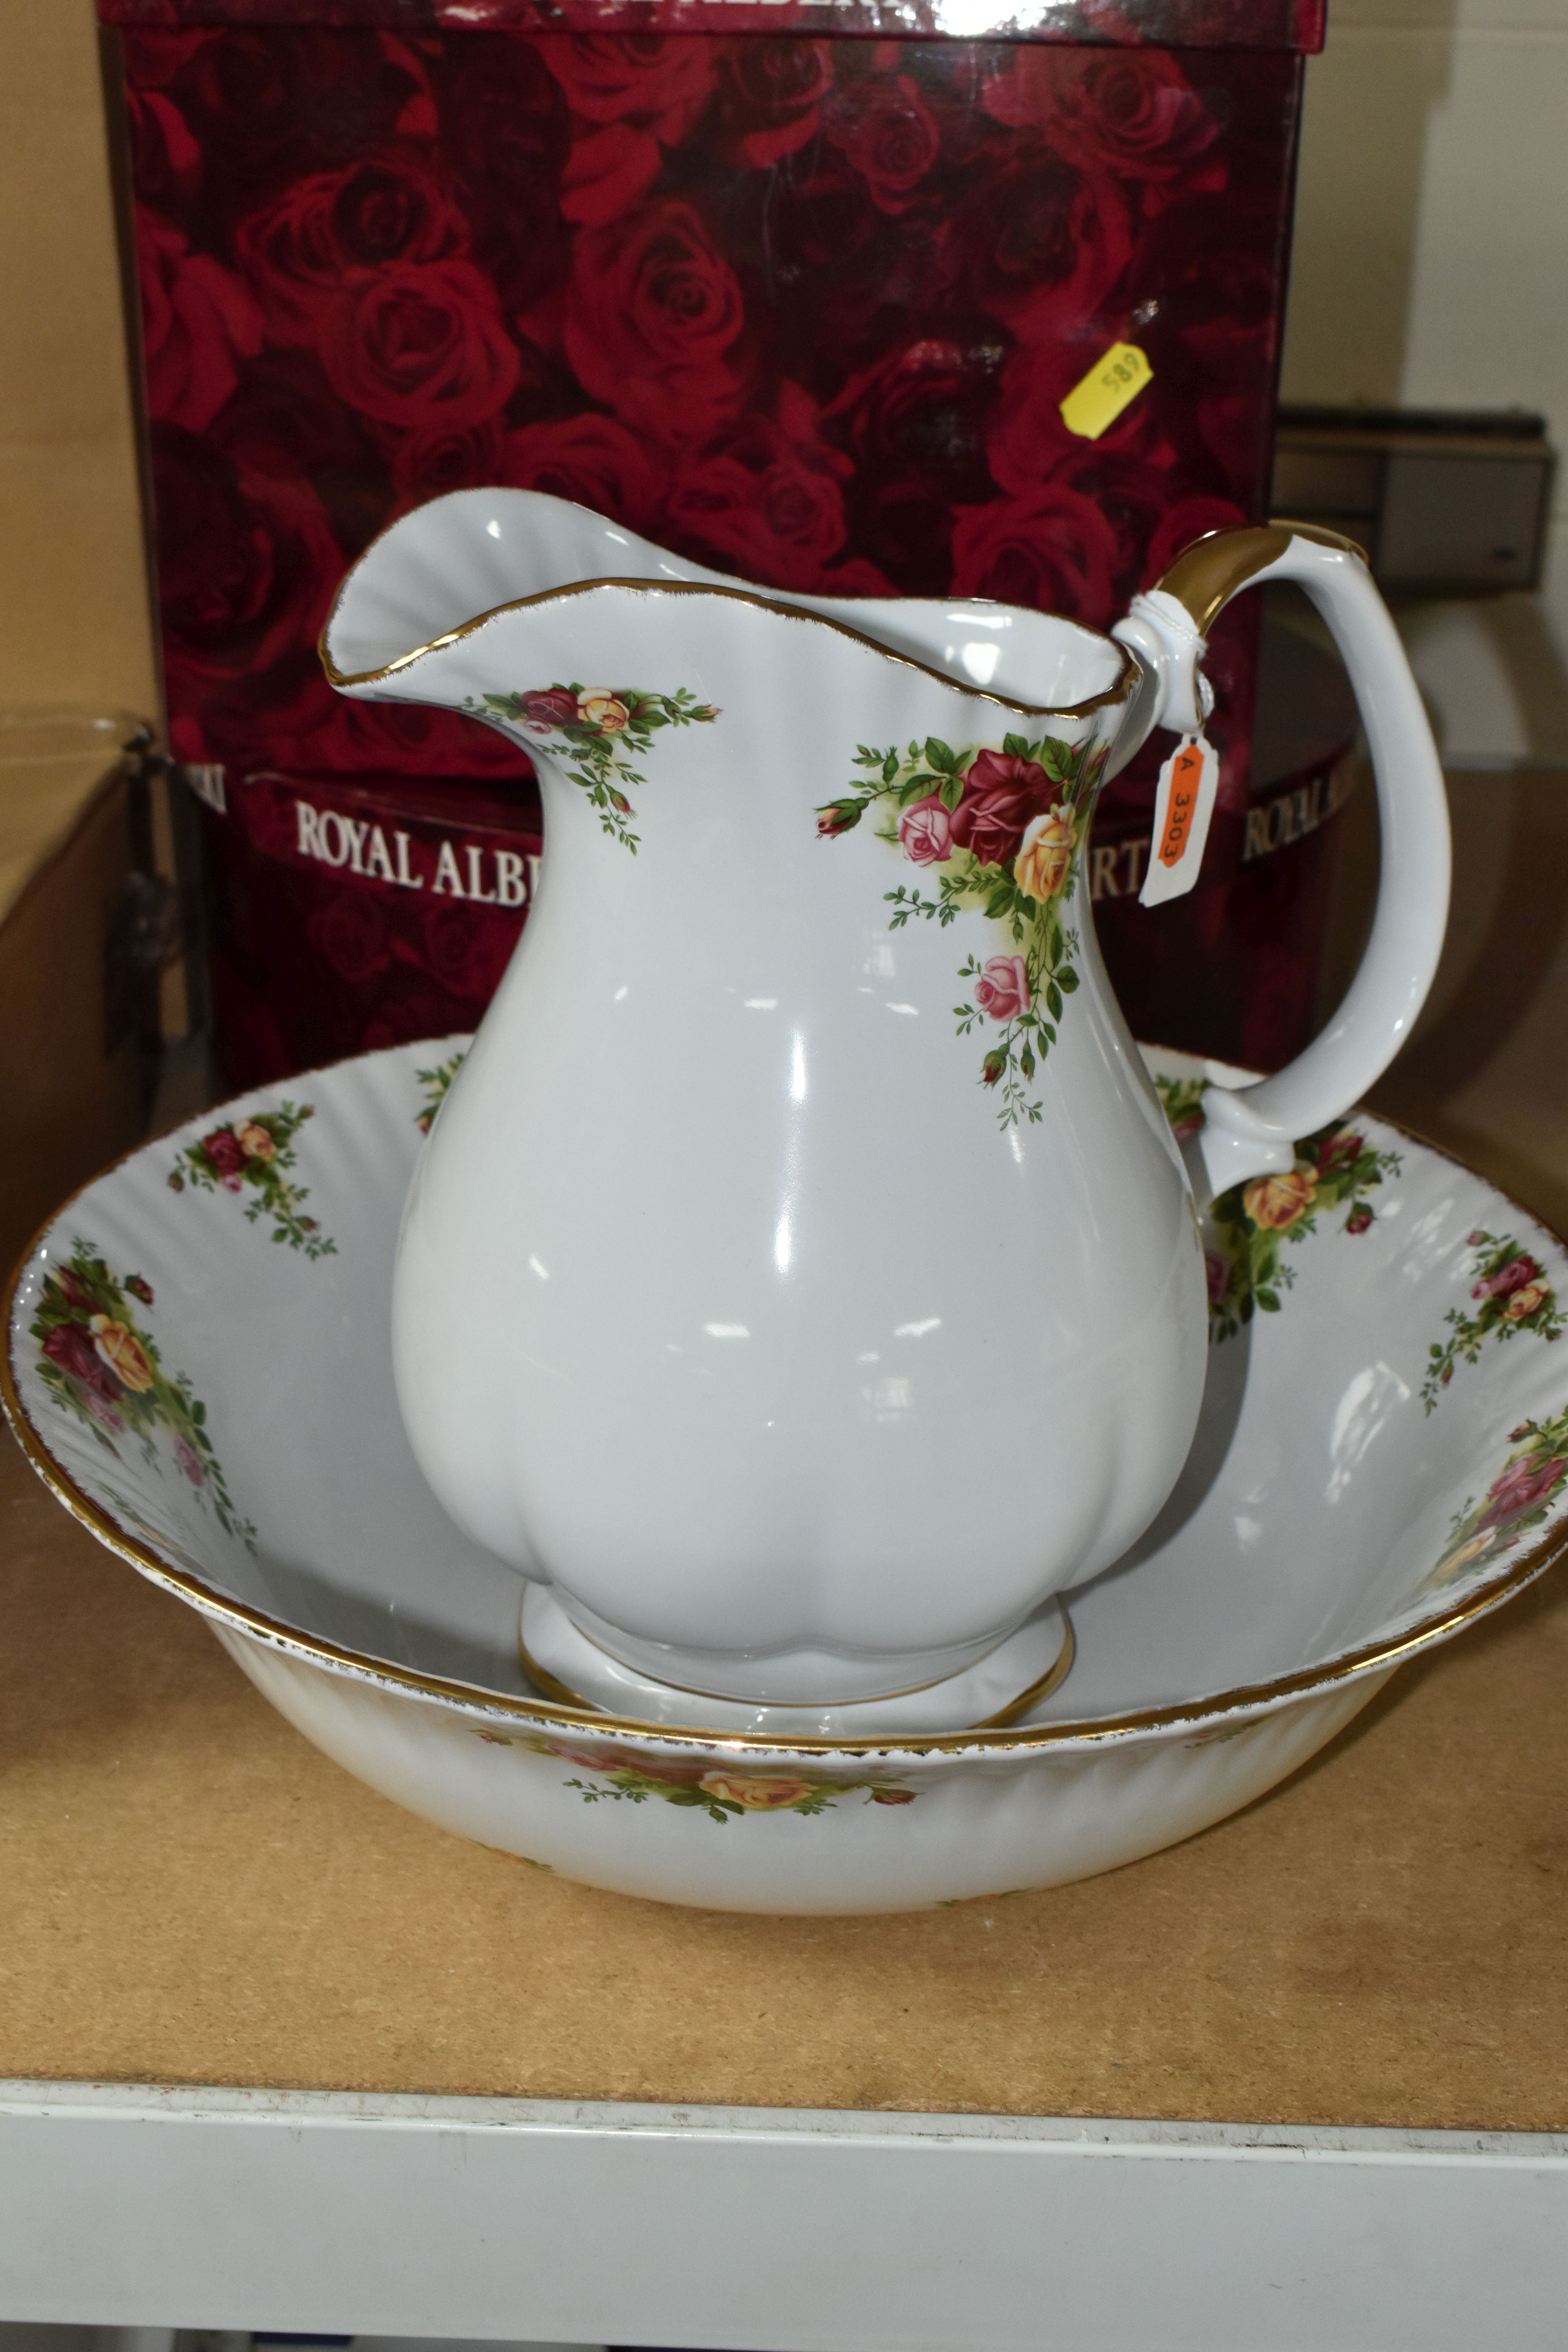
[464,680,719,849]
[817,728,1110,1125]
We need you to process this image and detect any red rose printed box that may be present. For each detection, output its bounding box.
[101,0,1327,1084]
[1092,607,1358,1070]
[185,761,543,1079]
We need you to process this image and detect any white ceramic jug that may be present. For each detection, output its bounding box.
[323,491,1448,1725]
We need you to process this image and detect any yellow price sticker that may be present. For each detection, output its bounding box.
[1059,341,1153,442]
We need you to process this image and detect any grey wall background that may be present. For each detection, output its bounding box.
[1284,0,1568,766]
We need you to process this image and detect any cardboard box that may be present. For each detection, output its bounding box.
[0,716,165,1265]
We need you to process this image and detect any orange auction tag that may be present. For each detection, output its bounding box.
[1140,731,1219,907]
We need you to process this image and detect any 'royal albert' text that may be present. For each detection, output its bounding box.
[294,799,539,906]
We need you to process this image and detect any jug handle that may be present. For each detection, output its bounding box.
[1111,521,1450,1204]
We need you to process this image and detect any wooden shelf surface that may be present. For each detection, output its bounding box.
[3,1416,1565,2128]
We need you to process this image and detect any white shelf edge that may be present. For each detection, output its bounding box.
[2,2080,1566,2164]
[4,2082,1566,2348]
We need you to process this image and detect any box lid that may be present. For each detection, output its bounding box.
[98,0,1325,51]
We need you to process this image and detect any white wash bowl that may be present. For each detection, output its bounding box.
[6,1038,1566,1915]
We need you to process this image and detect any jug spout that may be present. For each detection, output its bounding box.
[322,486,1145,742]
